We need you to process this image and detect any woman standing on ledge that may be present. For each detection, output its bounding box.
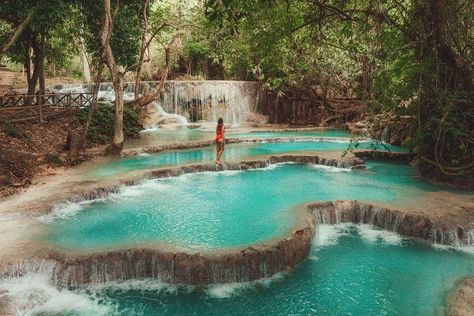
[215,117,225,165]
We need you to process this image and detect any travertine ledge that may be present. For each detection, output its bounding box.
[122,136,352,156]
[64,154,365,208]
[2,208,315,288]
[309,200,474,247]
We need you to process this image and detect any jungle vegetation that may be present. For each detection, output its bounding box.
[0,0,472,184]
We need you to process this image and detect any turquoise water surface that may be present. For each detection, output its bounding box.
[231,129,353,138]
[82,225,474,315]
[93,140,405,177]
[126,128,353,148]
[34,159,474,316]
[45,162,440,251]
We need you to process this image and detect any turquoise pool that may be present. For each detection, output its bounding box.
[8,224,474,315]
[90,225,474,315]
[231,129,353,138]
[93,140,405,177]
[126,128,353,148]
[44,162,441,251]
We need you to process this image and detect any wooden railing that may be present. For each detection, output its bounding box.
[0,92,94,122]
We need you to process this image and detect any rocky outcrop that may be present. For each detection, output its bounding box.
[448,278,474,316]
[367,112,415,146]
[352,150,415,163]
[309,200,474,247]
[257,89,365,126]
[346,121,367,134]
[243,112,268,127]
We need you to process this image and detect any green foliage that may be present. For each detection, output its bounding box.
[1,0,472,182]
[2,121,31,146]
[183,38,209,60]
[203,0,474,182]
[0,0,79,70]
[2,121,21,138]
[78,104,143,144]
[79,0,144,69]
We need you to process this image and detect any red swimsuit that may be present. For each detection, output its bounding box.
[215,125,224,142]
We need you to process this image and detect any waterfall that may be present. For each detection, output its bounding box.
[152,102,188,125]
[51,81,261,126]
[309,200,474,248]
[159,81,260,125]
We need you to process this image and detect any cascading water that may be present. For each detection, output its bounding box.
[159,81,260,125]
[51,81,261,126]
[143,102,189,129]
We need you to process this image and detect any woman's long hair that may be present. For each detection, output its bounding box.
[217,117,224,133]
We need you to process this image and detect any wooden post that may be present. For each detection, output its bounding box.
[37,92,43,123]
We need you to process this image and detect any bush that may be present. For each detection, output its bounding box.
[3,121,21,138]
[78,104,143,144]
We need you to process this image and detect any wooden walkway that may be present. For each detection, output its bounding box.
[0,92,94,122]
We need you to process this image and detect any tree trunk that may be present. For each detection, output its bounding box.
[202,59,209,79]
[144,45,152,79]
[127,46,171,109]
[51,59,56,77]
[80,37,92,83]
[0,14,33,55]
[101,0,124,153]
[69,62,104,159]
[128,33,181,109]
[25,35,39,106]
[112,76,124,152]
[38,32,46,95]
[134,0,149,100]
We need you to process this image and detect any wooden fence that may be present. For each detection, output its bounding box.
[0,93,94,123]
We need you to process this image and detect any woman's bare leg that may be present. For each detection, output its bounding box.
[217,140,224,164]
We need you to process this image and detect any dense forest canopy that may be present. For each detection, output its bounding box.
[0,0,472,184]
[202,0,474,183]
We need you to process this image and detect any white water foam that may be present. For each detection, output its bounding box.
[0,273,115,316]
[168,163,283,180]
[38,180,171,223]
[358,224,404,245]
[313,223,405,250]
[152,102,188,125]
[117,181,169,200]
[80,274,285,301]
[206,273,285,299]
[38,202,83,224]
[314,223,352,248]
[139,127,161,133]
[87,279,190,295]
[292,138,354,143]
[310,164,352,172]
[432,243,474,255]
[0,271,287,315]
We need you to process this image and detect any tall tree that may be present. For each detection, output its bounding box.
[101,0,125,153]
